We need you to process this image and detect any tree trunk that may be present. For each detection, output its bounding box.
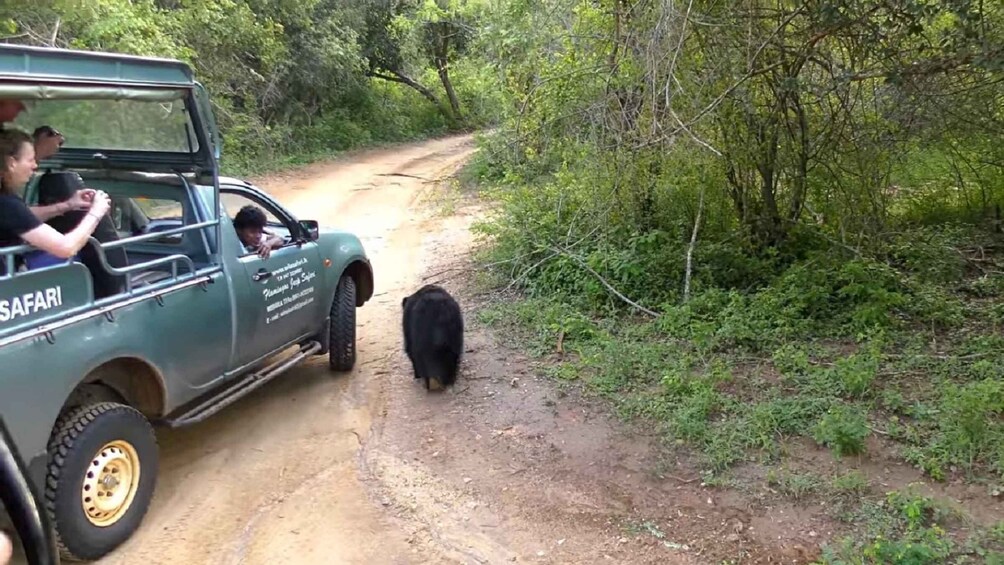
[756,115,783,246]
[786,92,809,227]
[436,61,462,121]
[434,23,462,122]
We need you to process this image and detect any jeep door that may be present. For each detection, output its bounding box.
[220,186,324,367]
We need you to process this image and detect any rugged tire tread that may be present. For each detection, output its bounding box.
[329,275,357,371]
[44,402,157,561]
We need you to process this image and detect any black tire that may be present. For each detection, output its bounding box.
[329,275,357,371]
[45,402,159,562]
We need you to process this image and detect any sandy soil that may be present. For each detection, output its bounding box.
[9,134,832,565]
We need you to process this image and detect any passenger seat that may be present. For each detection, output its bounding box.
[37,172,128,299]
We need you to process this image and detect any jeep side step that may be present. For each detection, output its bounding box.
[160,340,322,428]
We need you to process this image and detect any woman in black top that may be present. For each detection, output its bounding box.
[0,128,111,272]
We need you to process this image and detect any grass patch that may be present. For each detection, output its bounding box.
[469,146,1004,561]
[817,486,1004,564]
[766,468,825,500]
[475,280,1004,483]
[473,228,1004,562]
[831,470,871,497]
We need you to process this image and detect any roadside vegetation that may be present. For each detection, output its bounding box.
[0,0,503,174]
[5,0,1004,562]
[464,1,1004,563]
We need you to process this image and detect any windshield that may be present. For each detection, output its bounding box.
[9,96,198,154]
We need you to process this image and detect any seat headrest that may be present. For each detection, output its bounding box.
[37,171,86,205]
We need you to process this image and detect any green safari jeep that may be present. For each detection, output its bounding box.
[0,45,374,561]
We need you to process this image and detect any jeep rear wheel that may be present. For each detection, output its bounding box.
[45,402,158,561]
[329,274,357,371]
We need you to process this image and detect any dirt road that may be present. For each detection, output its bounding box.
[91,135,483,565]
[17,134,817,564]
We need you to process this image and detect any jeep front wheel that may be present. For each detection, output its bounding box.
[329,274,357,371]
[45,402,159,561]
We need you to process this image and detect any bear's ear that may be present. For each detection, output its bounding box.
[401,296,408,308]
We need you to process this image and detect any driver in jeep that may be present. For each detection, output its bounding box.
[233,204,284,259]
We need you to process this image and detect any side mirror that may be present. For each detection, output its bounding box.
[299,220,319,241]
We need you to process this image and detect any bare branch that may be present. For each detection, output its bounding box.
[49,17,60,47]
[547,243,659,318]
[0,33,30,42]
[683,188,704,303]
[366,69,443,108]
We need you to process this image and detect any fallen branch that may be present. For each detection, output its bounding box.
[547,244,659,317]
[377,172,429,181]
[867,425,891,437]
[422,266,467,282]
[663,474,701,484]
[884,351,1003,361]
[361,354,393,366]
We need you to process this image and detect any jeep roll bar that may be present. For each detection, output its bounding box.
[0,216,221,350]
[0,415,60,565]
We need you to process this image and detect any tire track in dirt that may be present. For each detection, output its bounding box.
[11,132,816,565]
[75,135,479,565]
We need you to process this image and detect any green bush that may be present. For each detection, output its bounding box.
[831,348,881,399]
[914,379,1004,479]
[885,226,972,285]
[813,405,870,457]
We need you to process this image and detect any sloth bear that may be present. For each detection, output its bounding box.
[402,284,464,390]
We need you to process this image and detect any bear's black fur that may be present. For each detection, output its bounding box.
[402,284,464,390]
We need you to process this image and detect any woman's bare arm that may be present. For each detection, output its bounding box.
[20,212,104,259]
[29,200,73,222]
[28,189,96,222]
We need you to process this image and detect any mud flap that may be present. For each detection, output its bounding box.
[316,317,331,356]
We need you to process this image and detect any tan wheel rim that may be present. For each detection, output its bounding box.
[81,440,141,527]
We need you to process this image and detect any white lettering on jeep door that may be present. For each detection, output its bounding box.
[0,286,64,323]
[258,257,318,325]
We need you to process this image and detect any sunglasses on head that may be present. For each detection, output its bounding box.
[47,130,65,146]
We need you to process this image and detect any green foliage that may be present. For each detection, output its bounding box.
[61,0,190,58]
[885,226,972,285]
[831,349,881,399]
[813,406,870,458]
[813,486,1002,565]
[904,378,1004,480]
[1,0,503,172]
[469,0,1004,531]
[467,0,1004,363]
[858,533,953,565]
[474,0,1001,559]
